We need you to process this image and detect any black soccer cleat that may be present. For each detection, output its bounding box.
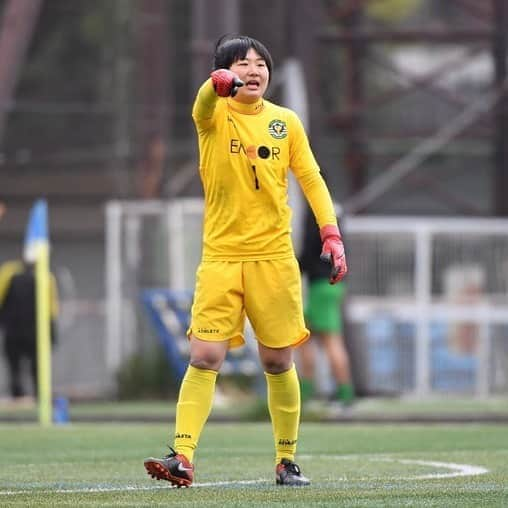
[144,447,194,488]
[275,458,310,486]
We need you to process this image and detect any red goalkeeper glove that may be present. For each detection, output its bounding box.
[210,69,244,97]
[320,225,347,284]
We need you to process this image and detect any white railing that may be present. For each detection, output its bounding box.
[105,199,508,397]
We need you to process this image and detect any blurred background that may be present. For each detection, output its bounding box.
[0,0,507,407]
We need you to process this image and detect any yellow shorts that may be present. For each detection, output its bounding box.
[188,257,309,349]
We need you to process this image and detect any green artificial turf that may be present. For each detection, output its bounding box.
[0,422,507,506]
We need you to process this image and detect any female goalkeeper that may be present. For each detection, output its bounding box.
[144,34,347,487]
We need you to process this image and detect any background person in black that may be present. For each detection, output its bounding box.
[0,258,59,400]
[298,206,355,407]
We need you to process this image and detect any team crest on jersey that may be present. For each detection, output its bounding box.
[268,119,287,139]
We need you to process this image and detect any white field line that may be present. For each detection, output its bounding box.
[0,479,268,496]
[0,456,489,496]
[300,455,489,480]
[379,458,489,480]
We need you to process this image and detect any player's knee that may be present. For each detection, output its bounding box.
[261,358,292,374]
[189,355,222,371]
[259,344,293,374]
[188,335,227,371]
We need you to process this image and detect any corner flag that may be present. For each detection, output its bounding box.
[24,199,52,426]
[24,199,48,261]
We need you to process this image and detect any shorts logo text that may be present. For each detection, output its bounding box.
[197,327,219,334]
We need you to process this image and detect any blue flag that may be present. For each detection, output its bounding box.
[24,199,48,262]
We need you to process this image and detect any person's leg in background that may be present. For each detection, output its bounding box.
[298,279,320,404]
[27,343,38,398]
[4,336,24,398]
[297,338,317,403]
[299,279,355,406]
[324,281,355,405]
[321,331,355,405]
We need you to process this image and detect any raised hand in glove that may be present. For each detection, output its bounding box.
[319,224,348,284]
[210,69,244,97]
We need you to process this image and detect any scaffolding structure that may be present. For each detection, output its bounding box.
[319,0,508,216]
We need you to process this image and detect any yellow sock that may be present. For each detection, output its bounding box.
[173,364,217,463]
[265,364,301,465]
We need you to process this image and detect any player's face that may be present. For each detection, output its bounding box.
[230,48,269,104]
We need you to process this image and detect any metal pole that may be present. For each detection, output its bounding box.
[476,321,490,398]
[105,202,123,376]
[0,0,44,147]
[493,0,508,216]
[112,0,133,197]
[342,3,368,198]
[135,0,170,199]
[167,201,186,290]
[414,226,431,397]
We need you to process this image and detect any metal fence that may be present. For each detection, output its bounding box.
[104,199,508,398]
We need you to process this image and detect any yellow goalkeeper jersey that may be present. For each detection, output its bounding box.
[192,79,337,261]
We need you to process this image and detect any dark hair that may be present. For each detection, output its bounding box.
[213,35,273,82]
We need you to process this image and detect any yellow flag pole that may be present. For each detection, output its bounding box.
[36,242,52,426]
